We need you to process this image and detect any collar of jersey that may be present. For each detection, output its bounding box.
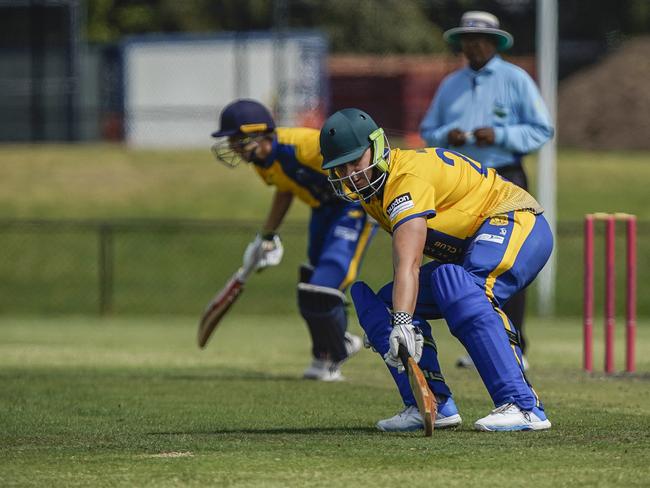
[464,54,501,77]
[253,135,278,169]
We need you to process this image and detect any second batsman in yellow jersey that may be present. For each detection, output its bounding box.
[211,100,377,382]
[320,108,554,432]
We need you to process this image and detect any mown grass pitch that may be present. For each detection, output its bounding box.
[1,315,649,487]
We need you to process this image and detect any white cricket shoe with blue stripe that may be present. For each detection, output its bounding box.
[302,359,343,381]
[474,403,551,431]
[303,333,363,382]
[376,396,462,432]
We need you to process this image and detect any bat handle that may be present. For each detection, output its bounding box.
[236,266,249,282]
[398,343,410,371]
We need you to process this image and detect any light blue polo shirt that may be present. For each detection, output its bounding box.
[419,55,554,169]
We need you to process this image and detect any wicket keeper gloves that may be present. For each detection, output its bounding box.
[242,233,284,272]
[384,311,424,373]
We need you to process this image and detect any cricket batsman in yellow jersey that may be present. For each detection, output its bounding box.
[319,108,553,432]
[211,100,377,381]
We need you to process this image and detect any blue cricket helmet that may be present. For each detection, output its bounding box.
[211,99,276,138]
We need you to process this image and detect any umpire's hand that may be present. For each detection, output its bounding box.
[447,128,466,146]
[473,127,496,146]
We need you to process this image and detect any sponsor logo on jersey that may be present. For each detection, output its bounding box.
[423,241,463,263]
[475,233,505,244]
[493,103,509,118]
[489,215,509,226]
[386,193,414,220]
[333,226,360,242]
[432,241,461,254]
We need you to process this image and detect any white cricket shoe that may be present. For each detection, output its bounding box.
[376,396,462,432]
[474,403,551,431]
[376,406,424,432]
[343,332,363,359]
[302,333,362,381]
[456,354,529,371]
[303,359,343,381]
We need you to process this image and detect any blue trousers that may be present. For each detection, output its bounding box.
[307,202,376,290]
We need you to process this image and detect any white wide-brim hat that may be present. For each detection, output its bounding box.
[443,11,514,51]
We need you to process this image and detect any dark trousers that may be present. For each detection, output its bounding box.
[495,164,529,354]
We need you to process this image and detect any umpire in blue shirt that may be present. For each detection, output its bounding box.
[420,11,554,369]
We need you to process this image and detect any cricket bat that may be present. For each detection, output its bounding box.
[197,242,263,349]
[398,344,437,436]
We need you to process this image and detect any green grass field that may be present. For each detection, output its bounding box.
[1,315,649,487]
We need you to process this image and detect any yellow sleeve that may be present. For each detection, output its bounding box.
[295,140,324,173]
[385,174,437,231]
[253,165,273,186]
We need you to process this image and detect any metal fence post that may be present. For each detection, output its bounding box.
[98,223,114,315]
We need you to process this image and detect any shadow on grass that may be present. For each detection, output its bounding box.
[162,369,305,382]
[584,371,650,381]
[147,426,379,436]
[0,368,305,383]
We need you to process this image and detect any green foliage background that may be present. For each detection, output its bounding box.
[86,0,445,54]
[84,0,650,55]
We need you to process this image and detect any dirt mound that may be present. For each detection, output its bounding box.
[558,36,650,149]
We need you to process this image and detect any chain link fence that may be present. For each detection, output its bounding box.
[0,219,647,317]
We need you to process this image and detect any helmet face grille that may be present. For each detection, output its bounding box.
[211,134,266,168]
[326,129,390,202]
[328,168,387,202]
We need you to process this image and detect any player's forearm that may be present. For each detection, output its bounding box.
[391,218,427,315]
[262,191,293,234]
[392,260,420,315]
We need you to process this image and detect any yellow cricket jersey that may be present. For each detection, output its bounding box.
[362,147,543,262]
[253,127,336,208]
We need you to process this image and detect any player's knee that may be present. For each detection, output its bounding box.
[430,264,488,335]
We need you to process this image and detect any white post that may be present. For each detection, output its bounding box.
[536,0,558,316]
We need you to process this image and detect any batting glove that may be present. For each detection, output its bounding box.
[384,311,424,373]
[257,233,283,270]
[242,233,284,272]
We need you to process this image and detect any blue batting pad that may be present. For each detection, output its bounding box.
[431,264,538,410]
[298,284,348,362]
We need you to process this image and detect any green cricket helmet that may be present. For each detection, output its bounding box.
[320,108,390,201]
[211,99,276,168]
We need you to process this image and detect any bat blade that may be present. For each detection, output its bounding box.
[399,345,437,436]
[197,272,245,348]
